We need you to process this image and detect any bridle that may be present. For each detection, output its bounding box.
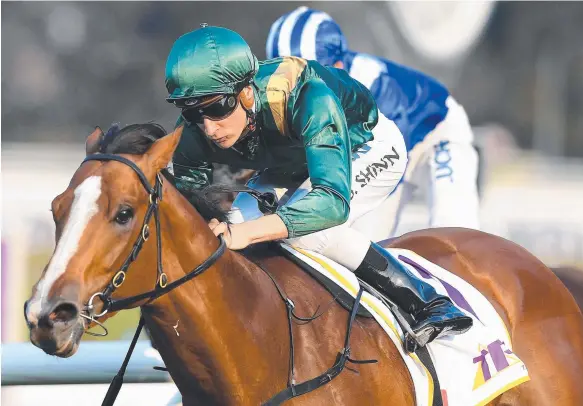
[80,153,226,335]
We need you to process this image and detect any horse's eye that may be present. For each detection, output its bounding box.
[115,208,134,225]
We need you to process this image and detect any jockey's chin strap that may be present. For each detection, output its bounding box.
[231,82,259,159]
[241,79,257,132]
[242,105,257,133]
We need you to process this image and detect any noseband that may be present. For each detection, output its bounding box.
[81,154,226,335]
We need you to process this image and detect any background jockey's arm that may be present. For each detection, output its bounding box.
[275,80,352,238]
[369,73,409,140]
[370,73,405,120]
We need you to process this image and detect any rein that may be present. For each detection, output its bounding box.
[81,153,374,406]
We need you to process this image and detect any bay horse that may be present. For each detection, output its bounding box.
[24,124,583,405]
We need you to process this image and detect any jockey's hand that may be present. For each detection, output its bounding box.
[208,219,251,250]
[208,215,289,250]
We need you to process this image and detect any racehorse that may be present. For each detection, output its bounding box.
[24,124,583,405]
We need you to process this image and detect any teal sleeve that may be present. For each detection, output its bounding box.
[171,118,214,205]
[276,80,351,238]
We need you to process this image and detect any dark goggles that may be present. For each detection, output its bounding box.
[170,94,239,124]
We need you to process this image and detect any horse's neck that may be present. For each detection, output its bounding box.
[141,185,287,403]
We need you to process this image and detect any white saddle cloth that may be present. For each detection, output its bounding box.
[281,243,530,406]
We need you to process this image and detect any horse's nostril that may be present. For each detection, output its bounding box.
[51,302,79,324]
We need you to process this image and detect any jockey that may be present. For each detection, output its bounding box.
[165,24,472,351]
[266,7,481,239]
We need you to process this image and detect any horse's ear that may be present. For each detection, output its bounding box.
[147,125,184,172]
[86,127,104,156]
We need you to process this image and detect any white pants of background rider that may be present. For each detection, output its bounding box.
[230,112,408,271]
[351,97,481,242]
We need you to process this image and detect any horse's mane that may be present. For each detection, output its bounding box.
[99,123,229,223]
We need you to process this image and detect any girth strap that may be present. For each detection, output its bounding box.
[417,346,443,406]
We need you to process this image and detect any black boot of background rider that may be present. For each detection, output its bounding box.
[354,242,473,353]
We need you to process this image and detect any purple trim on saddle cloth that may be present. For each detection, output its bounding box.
[488,339,510,371]
[398,254,481,322]
[472,339,513,382]
[473,349,492,380]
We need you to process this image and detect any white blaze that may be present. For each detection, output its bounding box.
[26,176,102,322]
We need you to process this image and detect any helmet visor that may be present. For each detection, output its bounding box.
[174,94,239,124]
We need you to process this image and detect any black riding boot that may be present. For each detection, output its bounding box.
[354,243,473,353]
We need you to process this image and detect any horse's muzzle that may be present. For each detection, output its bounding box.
[25,298,85,358]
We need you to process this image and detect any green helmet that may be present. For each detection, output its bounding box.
[165,24,259,100]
